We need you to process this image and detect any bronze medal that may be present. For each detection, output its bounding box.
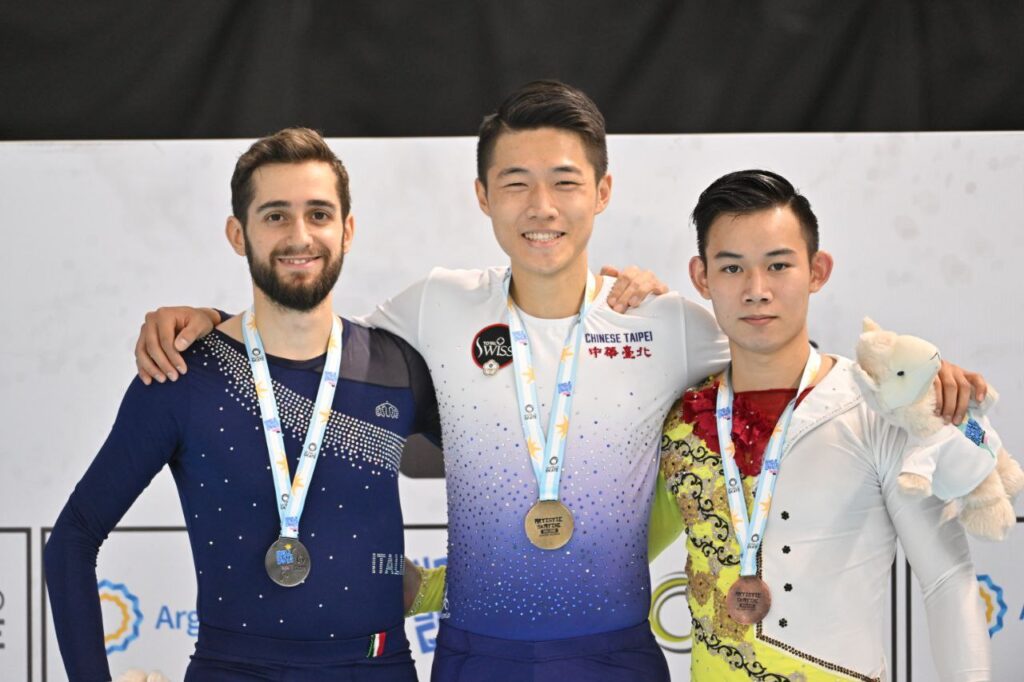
[726,575,771,624]
[524,500,574,550]
[265,536,311,587]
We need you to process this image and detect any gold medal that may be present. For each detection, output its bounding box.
[524,500,574,550]
[726,575,771,624]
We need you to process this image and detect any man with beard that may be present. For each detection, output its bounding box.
[45,128,441,682]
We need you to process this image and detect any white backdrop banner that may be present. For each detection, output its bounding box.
[1,133,1021,681]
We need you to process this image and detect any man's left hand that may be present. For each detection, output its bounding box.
[601,265,669,313]
[934,360,987,425]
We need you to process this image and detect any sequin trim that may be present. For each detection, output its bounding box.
[201,335,405,474]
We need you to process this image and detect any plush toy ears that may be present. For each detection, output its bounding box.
[856,316,897,384]
[862,317,882,333]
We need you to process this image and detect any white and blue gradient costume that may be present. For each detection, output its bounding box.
[366,266,729,641]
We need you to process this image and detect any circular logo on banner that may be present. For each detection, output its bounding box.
[471,324,513,372]
[977,573,1007,637]
[97,579,143,654]
[649,572,692,654]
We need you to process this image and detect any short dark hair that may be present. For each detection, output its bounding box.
[231,127,351,224]
[476,80,607,186]
[692,170,819,261]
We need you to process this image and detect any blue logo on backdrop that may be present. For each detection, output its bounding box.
[411,556,447,653]
[97,580,143,654]
[977,574,1007,637]
[99,577,200,649]
[155,605,199,638]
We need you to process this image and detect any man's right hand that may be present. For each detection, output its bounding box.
[135,307,220,385]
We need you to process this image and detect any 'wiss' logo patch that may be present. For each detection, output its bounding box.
[472,324,514,373]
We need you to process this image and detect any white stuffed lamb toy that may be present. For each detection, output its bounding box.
[852,317,1023,541]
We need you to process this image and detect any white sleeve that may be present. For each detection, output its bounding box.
[680,296,730,389]
[356,274,430,351]
[876,421,992,681]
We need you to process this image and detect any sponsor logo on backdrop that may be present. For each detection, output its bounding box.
[977,574,1008,638]
[410,556,447,654]
[98,580,143,654]
[155,605,199,637]
[98,578,201,654]
[649,572,692,654]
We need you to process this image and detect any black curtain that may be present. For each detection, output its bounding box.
[2,0,1022,140]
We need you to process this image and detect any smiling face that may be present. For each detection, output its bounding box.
[475,127,611,284]
[226,161,355,311]
[689,205,832,361]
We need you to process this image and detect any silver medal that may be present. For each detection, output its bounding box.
[265,536,311,587]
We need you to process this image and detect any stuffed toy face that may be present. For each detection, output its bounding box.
[856,318,942,411]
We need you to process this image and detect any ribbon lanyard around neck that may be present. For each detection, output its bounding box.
[715,346,821,576]
[505,269,596,501]
[242,309,342,539]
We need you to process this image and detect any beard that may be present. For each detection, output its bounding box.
[244,236,343,312]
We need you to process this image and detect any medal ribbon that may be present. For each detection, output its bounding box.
[505,269,596,501]
[242,309,342,539]
[715,346,821,576]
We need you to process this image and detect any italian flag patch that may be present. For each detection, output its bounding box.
[367,631,387,658]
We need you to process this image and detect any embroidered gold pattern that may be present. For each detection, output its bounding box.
[713,586,752,640]
[686,565,715,607]
[692,618,791,682]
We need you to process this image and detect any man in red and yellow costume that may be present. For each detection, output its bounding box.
[656,170,996,681]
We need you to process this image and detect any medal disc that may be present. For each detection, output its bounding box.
[726,575,771,624]
[265,536,311,587]
[524,500,574,550]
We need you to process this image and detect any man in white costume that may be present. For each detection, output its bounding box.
[657,169,998,681]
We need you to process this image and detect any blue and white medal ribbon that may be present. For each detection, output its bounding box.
[716,346,821,577]
[505,269,596,549]
[242,309,342,586]
[718,346,821,624]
